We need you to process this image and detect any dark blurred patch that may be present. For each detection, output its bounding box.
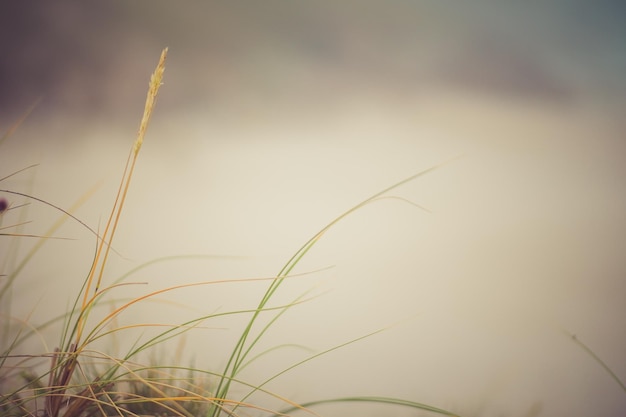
[432,36,575,102]
[2,1,620,122]
[0,2,128,117]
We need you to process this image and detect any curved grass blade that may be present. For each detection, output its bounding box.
[567,331,626,393]
[211,156,460,416]
[276,396,460,416]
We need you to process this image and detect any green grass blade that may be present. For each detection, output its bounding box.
[276,396,460,416]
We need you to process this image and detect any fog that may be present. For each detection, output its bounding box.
[1,2,625,416]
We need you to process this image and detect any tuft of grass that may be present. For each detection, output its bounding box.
[1,48,462,417]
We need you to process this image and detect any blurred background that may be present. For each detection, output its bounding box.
[1,1,625,416]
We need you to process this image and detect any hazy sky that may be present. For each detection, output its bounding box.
[1,2,625,416]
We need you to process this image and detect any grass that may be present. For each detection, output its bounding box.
[0,47,461,417]
[2,46,625,417]
[1,47,624,417]
[51,45,626,417]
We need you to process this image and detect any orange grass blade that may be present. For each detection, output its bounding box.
[76,48,168,345]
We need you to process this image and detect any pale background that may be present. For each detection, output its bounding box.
[1,1,625,416]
